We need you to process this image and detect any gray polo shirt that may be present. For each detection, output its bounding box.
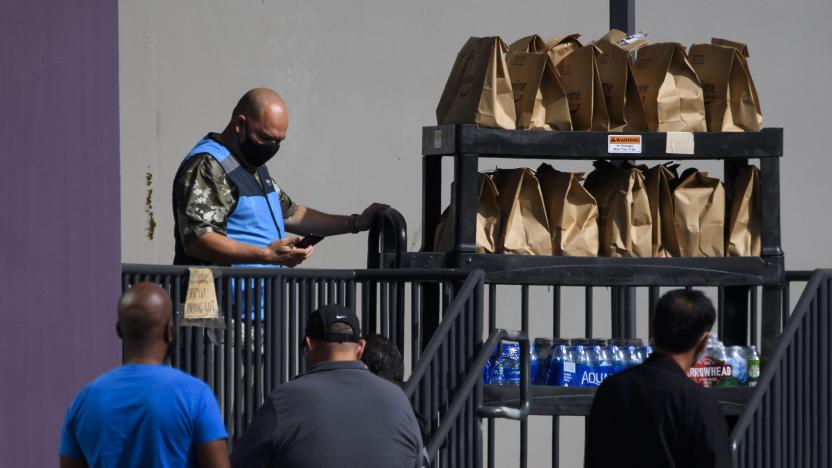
[230,360,423,468]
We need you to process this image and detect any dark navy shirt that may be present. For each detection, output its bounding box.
[59,364,227,467]
[585,353,732,468]
[230,360,423,468]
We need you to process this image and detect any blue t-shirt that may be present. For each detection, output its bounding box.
[59,364,227,468]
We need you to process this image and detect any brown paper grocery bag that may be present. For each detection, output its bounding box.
[726,165,761,256]
[537,163,599,256]
[673,169,725,257]
[557,44,610,131]
[631,43,707,131]
[644,164,681,257]
[507,52,572,130]
[436,37,516,129]
[711,37,763,128]
[545,33,583,66]
[585,161,652,257]
[492,168,552,255]
[596,30,649,132]
[688,40,762,131]
[508,34,549,53]
[434,174,501,253]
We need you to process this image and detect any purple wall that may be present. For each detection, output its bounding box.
[0,0,120,465]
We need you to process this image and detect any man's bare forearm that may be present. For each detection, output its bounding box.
[285,206,350,236]
[184,232,272,265]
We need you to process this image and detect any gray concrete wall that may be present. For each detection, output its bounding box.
[119,0,832,465]
[1,1,121,464]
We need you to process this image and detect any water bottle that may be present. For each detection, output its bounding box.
[546,339,572,386]
[725,345,748,386]
[607,339,627,374]
[491,342,520,385]
[744,346,761,387]
[572,339,594,387]
[488,342,511,385]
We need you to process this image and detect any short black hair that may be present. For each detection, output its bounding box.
[652,289,716,353]
[361,334,404,384]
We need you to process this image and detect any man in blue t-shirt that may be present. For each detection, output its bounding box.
[59,283,229,468]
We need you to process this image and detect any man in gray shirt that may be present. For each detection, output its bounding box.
[230,304,423,468]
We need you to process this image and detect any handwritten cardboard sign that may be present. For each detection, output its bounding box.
[184,268,220,319]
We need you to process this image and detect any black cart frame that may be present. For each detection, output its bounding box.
[398,124,785,355]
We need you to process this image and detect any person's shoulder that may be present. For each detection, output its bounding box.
[68,368,115,405]
[597,363,641,390]
[82,366,132,392]
[159,365,213,390]
[179,152,223,172]
[355,370,412,405]
[683,378,722,411]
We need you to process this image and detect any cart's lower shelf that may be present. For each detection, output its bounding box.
[399,252,783,286]
[482,384,754,417]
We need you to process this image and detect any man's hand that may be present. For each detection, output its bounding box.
[264,237,313,267]
[355,203,390,232]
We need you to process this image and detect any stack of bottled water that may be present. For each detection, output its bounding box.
[483,338,653,387]
[483,335,760,388]
[688,335,760,387]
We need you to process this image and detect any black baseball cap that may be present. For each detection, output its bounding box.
[305,304,361,343]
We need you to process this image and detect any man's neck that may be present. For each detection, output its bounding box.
[309,355,359,367]
[122,344,166,365]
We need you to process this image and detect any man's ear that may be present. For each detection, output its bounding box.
[234,114,247,135]
[304,336,314,354]
[164,320,174,343]
[115,321,123,340]
[355,338,366,360]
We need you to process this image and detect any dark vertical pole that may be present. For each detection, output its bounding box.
[610,0,635,33]
[723,159,751,346]
[609,0,637,339]
[760,157,784,356]
[421,156,443,349]
[453,153,479,255]
[422,156,442,252]
[553,286,561,468]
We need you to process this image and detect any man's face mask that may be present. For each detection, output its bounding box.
[239,121,280,167]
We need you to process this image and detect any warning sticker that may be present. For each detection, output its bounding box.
[608,135,642,154]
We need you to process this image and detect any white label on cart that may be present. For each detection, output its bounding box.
[564,361,576,373]
[608,135,642,154]
[666,132,695,154]
[434,129,443,149]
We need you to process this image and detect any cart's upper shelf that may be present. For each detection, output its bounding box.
[422,125,783,160]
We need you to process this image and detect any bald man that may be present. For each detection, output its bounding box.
[173,88,387,267]
[59,283,230,468]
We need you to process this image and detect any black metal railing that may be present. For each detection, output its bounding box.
[730,269,832,468]
[122,264,472,449]
[403,269,485,467]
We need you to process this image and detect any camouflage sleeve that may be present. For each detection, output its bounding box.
[276,182,299,221]
[173,154,236,244]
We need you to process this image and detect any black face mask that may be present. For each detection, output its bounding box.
[239,123,280,167]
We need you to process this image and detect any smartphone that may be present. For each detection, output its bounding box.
[295,234,325,249]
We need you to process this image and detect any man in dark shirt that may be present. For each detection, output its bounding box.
[230,305,423,468]
[585,289,732,468]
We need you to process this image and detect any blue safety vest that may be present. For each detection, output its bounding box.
[173,135,285,267]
